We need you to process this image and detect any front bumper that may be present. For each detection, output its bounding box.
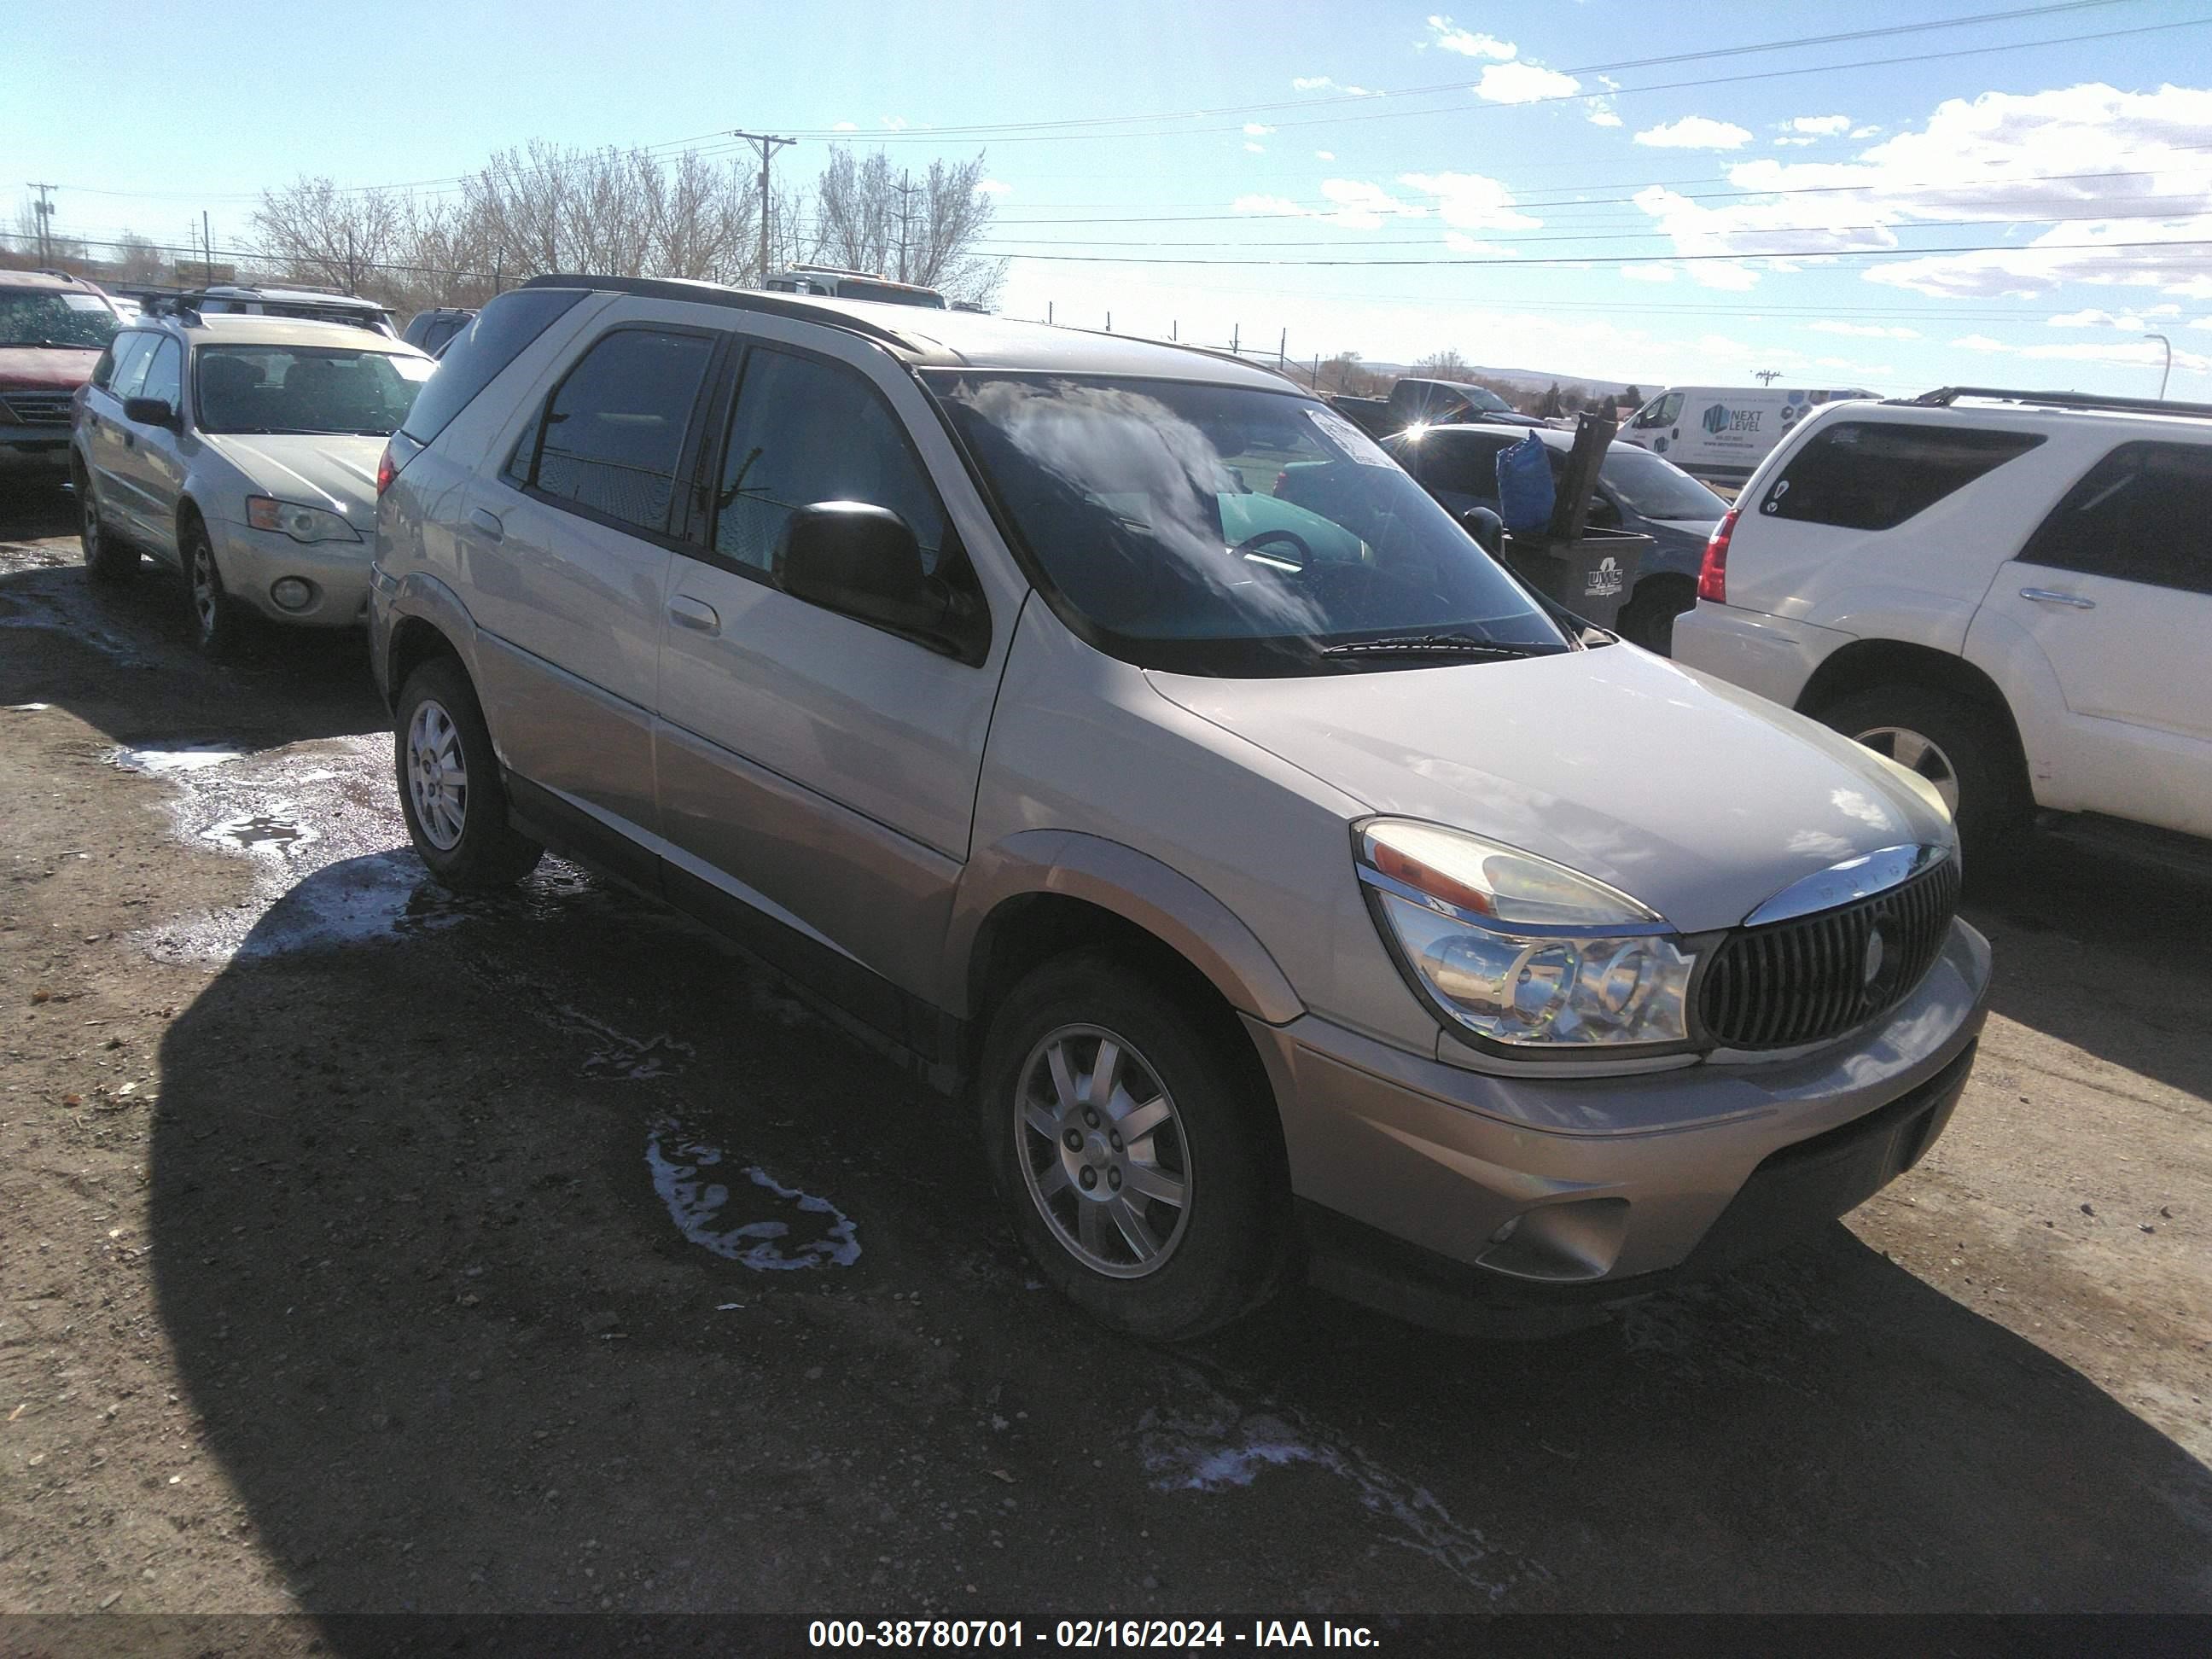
[0,430,72,475]
[1244,917,1990,1330]
[1670,599,1852,711]
[210,517,373,627]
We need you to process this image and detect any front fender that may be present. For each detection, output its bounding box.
[948,829,1305,1026]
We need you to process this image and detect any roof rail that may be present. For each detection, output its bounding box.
[1909,385,2212,422]
[520,271,920,350]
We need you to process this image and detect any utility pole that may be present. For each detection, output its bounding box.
[202,210,212,285]
[27,183,57,266]
[893,172,922,284]
[1754,369,1782,387]
[731,131,795,284]
[1278,328,1287,370]
[345,225,357,294]
[2145,333,2173,399]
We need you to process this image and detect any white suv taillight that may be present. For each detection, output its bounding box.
[1697,508,1738,604]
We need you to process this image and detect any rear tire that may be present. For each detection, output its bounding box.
[1816,683,2029,869]
[393,656,544,890]
[1617,575,1694,655]
[977,952,1291,1341]
[77,463,137,585]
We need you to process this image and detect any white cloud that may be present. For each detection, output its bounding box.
[1399,170,1540,230]
[1635,116,1755,150]
[976,178,1011,197]
[1425,15,1515,59]
[2048,306,2157,328]
[1314,150,1335,160]
[1586,97,1622,128]
[1233,178,1429,231]
[1774,137,1817,148]
[1689,260,1761,291]
[1243,142,1265,154]
[832,121,858,132]
[1443,232,1517,256]
[1476,61,1580,103]
[881,116,911,131]
[1948,332,2209,371]
[2192,316,2212,330]
[1790,115,1854,137]
[1953,334,2009,351]
[1811,320,1920,338]
[1620,264,1677,282]
[1850,125,1882,138]
[1244,123,1275,136]
[1292,76,1334,91]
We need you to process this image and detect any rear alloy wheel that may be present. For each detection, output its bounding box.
[183,519,246,659]
[78,466,137,585]
[979,952,1290,1341]
[393,656,544,890]
[1818,684,2029,870]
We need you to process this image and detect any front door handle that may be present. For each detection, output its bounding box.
[468,507,504,542]
[667,595,720,635]
[2020,586,2094,610]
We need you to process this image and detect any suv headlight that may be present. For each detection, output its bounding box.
[1355,819,1695,1051]
[247,496,360,544]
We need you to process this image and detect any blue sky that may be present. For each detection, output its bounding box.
[12,0,2212,396]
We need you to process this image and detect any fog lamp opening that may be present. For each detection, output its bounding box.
[271,577,315,612]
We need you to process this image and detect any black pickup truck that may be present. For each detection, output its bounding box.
[1328,377,1546,439]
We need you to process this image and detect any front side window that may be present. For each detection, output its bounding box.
[1598,445,1727,521]
[1759,420,2044,533]
[107,333,159,401]
[138,339,183,410]
[928,372,1567,676]
[524,329,715,536]
[195,346,434,437]
[2019,441,2212,596]
[0,289,120,350]
[713,346,953,574]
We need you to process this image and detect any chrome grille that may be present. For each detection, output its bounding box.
[2,391,73,427]
[1697,853,1960,1050]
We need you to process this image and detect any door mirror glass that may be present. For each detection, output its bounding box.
[123,397,178,428]
[776,502,946,635]
[1586,493,1622,529]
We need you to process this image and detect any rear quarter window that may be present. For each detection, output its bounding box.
[1757,419,2043,532]
[399,287,589,446]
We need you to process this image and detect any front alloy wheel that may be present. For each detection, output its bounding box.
[1016,1024,1191,1278]
[405,698,469,851]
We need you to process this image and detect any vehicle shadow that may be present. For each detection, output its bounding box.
[148,858,2212,1628]
[1961,835,2212,1105]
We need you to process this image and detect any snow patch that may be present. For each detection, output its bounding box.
[647,1120,861,1271]
[108,743,244,775]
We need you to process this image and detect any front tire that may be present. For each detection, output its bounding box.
[77,463,137,585]
[978,952,1291,1341]
[393,656,544,890]
[1817,683,2029,868]
[182,517,247,659]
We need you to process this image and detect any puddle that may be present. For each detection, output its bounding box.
[201,810,318,850]
[1138,1372,1523,1602]
[108,743,245,775]
[648,1119,861,1271]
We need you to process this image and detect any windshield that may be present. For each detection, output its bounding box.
[839,279,947,308]
[0,291,120,350]
[195,344,433,436]
[1600,444,1727,521]
[928,372,1567,675]
[1462,385,1512,414]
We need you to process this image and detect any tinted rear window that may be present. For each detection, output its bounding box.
[399,288,588,445]
[1758,420,2043,532]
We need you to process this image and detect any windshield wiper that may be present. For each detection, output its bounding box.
[1318,632,1560,661]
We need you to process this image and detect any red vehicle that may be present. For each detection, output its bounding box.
[1,270,123,485]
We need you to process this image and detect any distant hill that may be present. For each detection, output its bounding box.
[1364,362,1633,400]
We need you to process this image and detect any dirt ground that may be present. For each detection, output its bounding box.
[2,478,2208,1641]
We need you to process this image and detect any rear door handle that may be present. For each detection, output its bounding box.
[667,595,720,635]
[468,507,504,542]
[2019,586,2094,610]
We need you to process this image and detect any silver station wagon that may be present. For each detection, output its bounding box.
[370,276,1989,1339]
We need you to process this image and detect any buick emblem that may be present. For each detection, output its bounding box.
[1861,923,1889,989]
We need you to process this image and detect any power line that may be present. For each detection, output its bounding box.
[987,235,2212,270]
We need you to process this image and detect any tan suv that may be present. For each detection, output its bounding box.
[369,276,1990,1339]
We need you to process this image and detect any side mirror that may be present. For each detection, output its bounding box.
[775,501,946,637]
[1586,493,1622,530]
[123,397,178,428]
[1458,504,1504,556]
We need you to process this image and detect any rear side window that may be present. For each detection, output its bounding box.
[1758,420,2044,532]
[1411,431,1513,497]
[711,346,953,574]
[2019,441,2212,596]
[399,287,588,446]
[521,328,715,536]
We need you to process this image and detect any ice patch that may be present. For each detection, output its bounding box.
[552,1004,696,1080]
[1138,1377,1521,1601]
[8,701,53,712]
[648,1120,861,1271]
[108,743,244,775]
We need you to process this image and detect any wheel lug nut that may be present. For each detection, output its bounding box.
[1063,1130,1082,1152]
[1083,1109,1099,1128]
[1109,1132,1122,1151]
[1079,1167,1097,1190]
[1108,1168,1122,1191]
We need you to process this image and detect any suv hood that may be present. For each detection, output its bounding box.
[202,434,382,521]
[0,346,102,392]
[1146,647,1951,934]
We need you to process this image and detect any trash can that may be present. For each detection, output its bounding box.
[1499,527,1650,629]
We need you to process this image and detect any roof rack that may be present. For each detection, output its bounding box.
[520,271,921,350]
[1909,386,2212,422]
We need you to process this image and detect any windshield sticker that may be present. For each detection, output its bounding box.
[1307,405,1394,467]
[61,294,109,311]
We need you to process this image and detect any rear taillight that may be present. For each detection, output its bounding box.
[375,443,398,497]
[1697,507,1738,604]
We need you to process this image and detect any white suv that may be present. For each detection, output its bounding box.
[1674,387,2212,864]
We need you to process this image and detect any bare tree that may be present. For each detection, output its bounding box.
[249,176,410,294]
[1314,352,1386,397]
[114,231,170,285]
[805,148,1005,304]
[1415,348,1473,378]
